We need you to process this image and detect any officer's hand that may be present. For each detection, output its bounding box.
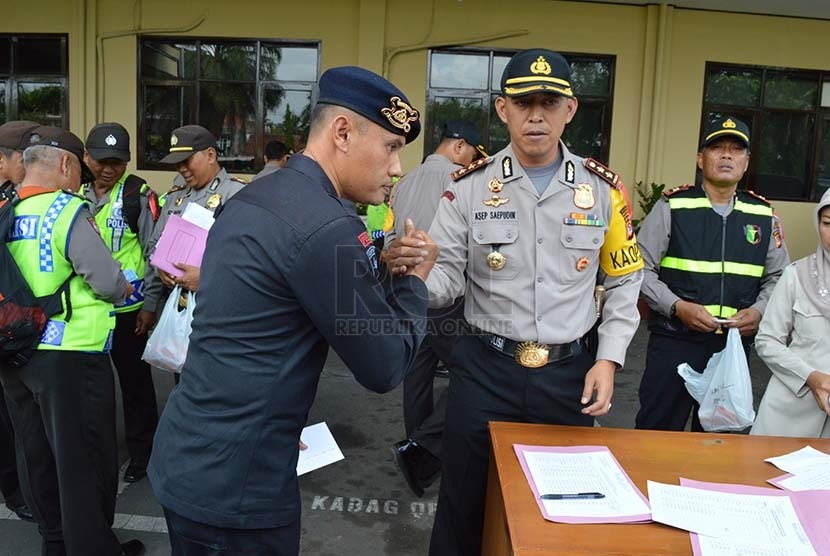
[299,440,308,451]
[408,231,439,282]
[805,370,830,416]
[725,307,761,336]
[580,359,616,417]
[674,300,718,333]
[123,280,136,299]
[385,219,430,275]
[135,309,156,336]
[159,269,177,289]
[173,263,200,292]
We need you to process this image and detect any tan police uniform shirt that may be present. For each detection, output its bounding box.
[425,142,643,366]
[143,168,246,312]
[386,153,460,244]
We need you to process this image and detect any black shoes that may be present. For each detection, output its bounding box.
[6,502,35,523]
[121,539,146,556]
[393,438,441,498]
[123,461,147,483]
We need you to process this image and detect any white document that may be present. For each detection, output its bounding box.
[764,446,830,474]
[181,202,215,230]
[522,449,651,519]
[773,465,830,492]
[648,481,815,554]
[296,422,344,476]
[697,535,816,556]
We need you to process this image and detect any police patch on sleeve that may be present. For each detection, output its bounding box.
[600,187,644,276]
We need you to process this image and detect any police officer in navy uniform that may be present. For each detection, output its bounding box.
[0,120,40,523]
[82,122,160,483]
[388,49,644,556]
[148,66,437,556]
[143,125,246,313]
[635,116,790,431]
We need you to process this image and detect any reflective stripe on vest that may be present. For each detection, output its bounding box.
[660,257,765,278]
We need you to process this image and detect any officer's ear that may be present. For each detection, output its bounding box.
[331,114,352,153]
[564,97,579,124]
[494,96,508,124]
[204,147,218,164]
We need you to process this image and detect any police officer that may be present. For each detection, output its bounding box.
[82,122,160,483]
[635,116,790,431]
[148,66,436,556]
[0,126,144,555]
[0,120,39,523]
[387,49,644,556]
[251,139,291,182]
[389,119,487,497]
[143,125,246,312]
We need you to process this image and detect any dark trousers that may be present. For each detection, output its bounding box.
[635,331,750,431]
[404,300,465,458]
[112,310,158,464]
[0,384,24,508]
[428,334,594,556]
[164,507,301,556]
[0,351,122,556]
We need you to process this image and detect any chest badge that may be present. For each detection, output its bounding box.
[744,224,761,245]
[174,197,184,207]
[573,183,595,209]
[576,257,590,271]
[206,193,222,210]
[486,251,506,271]
[488,178,503,193]
[484,195,509,207]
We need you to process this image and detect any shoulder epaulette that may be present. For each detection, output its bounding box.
[662,184,694,198]
[230,176,248,185]
[451,156,492,182]
[745,189,771,205]
[585,158,621,188]
[167,185,187,194]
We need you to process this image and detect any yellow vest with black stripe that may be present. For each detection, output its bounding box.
[7,190,115,352]
[83,175,146,313]
[657,185,771,330]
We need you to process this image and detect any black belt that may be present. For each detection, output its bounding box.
[469,326,577,368]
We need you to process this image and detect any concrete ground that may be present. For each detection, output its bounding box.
[0,323,774,556]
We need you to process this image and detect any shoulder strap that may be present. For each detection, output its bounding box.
[584,158,621,189]
[662,184,695,198]
[122,174,145,234]
[744,189,771,206]
[451,156,492,182]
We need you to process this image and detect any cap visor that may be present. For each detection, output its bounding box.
[503,83,574,98]
[160,151,195,164]
[701,130,750,150]
[474,145,489,159]
[87,147,130,162]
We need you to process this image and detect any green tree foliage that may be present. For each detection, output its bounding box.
[633,181,665,229]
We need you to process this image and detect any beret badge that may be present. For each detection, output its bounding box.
[381,96,420,134]
[530,56,552,76]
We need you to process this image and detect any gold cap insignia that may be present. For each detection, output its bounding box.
[722,118,737,129]
[530,56,552,76]
[170,134,179,146]
[380,96,420,133]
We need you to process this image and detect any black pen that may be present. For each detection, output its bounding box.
[540,492,605,500]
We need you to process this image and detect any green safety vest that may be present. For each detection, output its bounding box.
[657,186,772,329]
[83,175,146,313]
[7,190,115,352]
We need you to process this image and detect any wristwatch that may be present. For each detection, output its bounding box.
[669,301,678,319]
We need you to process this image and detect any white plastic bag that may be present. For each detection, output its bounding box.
[677,328,755,432]
[141,285,195,373]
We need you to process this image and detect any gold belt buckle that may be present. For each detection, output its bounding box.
[514,341,550,368]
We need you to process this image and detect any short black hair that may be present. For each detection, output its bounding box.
[264,140,290,161]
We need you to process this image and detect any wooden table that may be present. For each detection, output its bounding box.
[482,422,830,555]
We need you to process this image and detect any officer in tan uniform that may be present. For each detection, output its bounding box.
[143,125,246,314]
[389,49,644,556]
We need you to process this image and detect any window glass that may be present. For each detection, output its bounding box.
[264,87,312,152]
[17,82,63,125]
[816,117,830,200]
[200,43,257,81]
[0,85,5,123]
[764,71,818,110]
[430,52,488,89]
[570,61,611,97]
[141,41,197,79]
[754,112,813,200]
[143,85,195,164]
[260,46,318,82]
[563,102,606,161]
[0,38,10,74]
[491,55,511,91]
[424,95,486,155]
[15,37,63,75]
[199,82,256,173]
[705,67,761,106]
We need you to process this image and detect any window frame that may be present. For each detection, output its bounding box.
[424,47,616,163]
[0,34,69,127]
[137,36,320,172]
[701,61,830,202]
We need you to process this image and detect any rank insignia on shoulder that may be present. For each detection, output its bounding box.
[662,184,694,198]
[231,176,248,185]
[451,156,492,181]
[746,190,771,205]
[585,158,620,188]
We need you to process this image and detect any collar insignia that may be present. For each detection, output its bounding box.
[565,160,575,183]
[502,157,513,179]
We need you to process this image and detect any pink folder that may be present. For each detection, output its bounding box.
[149,215,208,278]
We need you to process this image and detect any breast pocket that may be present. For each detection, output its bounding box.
[793,298,827,343]
[558,226,604,283]
[470,221,520,280]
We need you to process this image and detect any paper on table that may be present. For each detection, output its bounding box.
[769,466,830,492]
[695,535,814,556]
[181,202,216,231]
[648,480,815,554]
[149,215,208,278]
[764,446,830,474]
[297,422,344,476]
[514,444,651,524]
[680,478,830,556]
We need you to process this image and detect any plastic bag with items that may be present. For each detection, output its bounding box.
[677,328,756,431]
[141,285,195,373]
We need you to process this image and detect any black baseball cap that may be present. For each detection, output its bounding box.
[86,122,131,161]
[0,120,40,151]
[317,66,421,144]
[501,49,574,98]
[160,125,218,164]
[700,116,751,150]
[29,126,96,184]
[442,120,488,158]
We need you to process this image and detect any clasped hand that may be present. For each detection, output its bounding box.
[382,219,439,281]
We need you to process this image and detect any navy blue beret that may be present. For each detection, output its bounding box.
[316,66,421,144]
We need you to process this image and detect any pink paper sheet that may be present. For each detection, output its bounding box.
[679,478,830,556]
[149,215,208,277]
[513,444,652,524]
